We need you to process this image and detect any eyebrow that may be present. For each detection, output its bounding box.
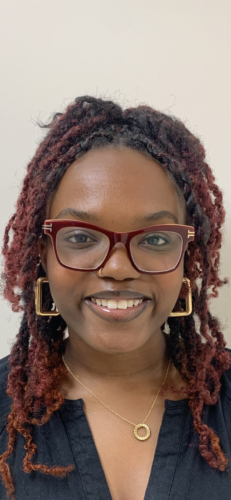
[55,209,100,222]
[134,211,178,224]
[55,208,178,224]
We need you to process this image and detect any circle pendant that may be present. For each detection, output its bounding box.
[134,423,151,441]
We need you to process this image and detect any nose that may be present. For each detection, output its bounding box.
[98,242,140,280]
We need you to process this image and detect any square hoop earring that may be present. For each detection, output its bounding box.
[35,277,59,316]
[169,278,192,317]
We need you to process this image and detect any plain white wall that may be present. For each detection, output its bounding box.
[0,0,230,357]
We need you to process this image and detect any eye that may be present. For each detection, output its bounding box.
[60,229,98,246]
[144,235,167,246]
[139,232,171,247]
[68,233,96,244]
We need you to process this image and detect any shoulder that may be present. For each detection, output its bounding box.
[0,354,12,432]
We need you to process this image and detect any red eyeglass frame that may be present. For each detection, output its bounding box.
[42,219,195,274]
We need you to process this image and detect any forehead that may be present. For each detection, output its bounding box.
[49,147,185,228]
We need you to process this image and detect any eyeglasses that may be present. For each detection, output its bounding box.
[42,220,195,274]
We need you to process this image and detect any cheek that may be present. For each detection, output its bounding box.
[46,248,84,312]
[153,263,184,317]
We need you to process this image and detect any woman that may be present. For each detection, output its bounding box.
[0,96,230,500]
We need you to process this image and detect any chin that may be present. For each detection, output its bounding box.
[84,331,151,354]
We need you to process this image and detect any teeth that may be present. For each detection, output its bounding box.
[107,300,118,309]
[91,298,144,309]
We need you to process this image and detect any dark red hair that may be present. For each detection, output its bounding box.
[0,96,230,499]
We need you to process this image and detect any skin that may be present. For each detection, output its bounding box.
[39,146,188,500]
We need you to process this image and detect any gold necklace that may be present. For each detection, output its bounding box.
[62,354,171,442]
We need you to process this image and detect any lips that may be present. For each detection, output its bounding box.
[90,297,145,309]
[84,295,152,322]
[85,290,151,300]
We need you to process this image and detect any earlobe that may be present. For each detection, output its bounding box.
[38,238,48,274]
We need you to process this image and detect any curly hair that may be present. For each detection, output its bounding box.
[0,96,230,499]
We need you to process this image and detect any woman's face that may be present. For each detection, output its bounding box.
[39,147,186,354]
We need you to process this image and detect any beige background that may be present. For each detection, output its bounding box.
[0,0,230,357]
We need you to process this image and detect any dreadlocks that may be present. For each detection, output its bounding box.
[0,96,230,499]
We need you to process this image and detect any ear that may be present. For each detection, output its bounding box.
[38,237,48,274]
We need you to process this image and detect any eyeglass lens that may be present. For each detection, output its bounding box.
[56,226,183,272]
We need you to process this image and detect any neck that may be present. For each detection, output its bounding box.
[63,329,169,383]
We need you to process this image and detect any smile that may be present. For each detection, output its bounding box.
[84,297,152,322]
[90,297,144,309]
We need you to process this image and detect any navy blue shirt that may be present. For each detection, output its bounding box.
[1,352,231,499]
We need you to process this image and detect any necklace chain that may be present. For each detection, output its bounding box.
[62,354,171,428]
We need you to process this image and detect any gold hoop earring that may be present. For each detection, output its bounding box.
[35,277,59,316]
[169,278,192,317]
[97,268,104,278]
